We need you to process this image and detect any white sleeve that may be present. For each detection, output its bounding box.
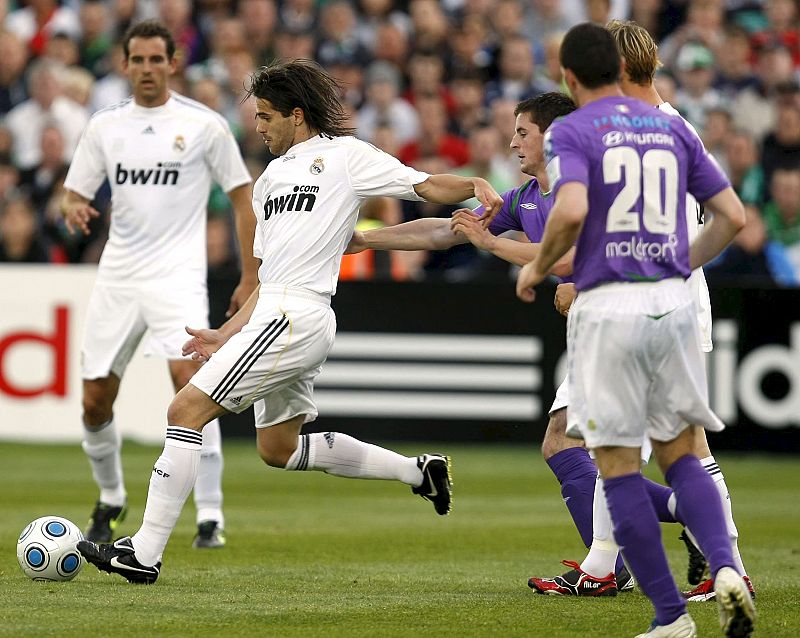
[346,140,430,201]
[63,118,107,200]
[204,118,251,192]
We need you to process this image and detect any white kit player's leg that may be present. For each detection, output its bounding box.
[82,418,126,507]
[285,433,453,516]
[192,418,225,548]
[286,432,421,483]
[699,455,746,576]
[131,426,202,567]
[580,475,619,578]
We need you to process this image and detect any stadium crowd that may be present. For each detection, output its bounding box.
[0,0,798,285]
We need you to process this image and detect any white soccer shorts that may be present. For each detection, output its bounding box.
[190,286,336,428]
[81,279,209,380]
[566,278,724,450]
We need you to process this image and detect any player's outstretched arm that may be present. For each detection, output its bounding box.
[60,189,100,236]
[413,175,503,226]
[226,183,260,317]
[689,187,746,270]
[347,218,465,254]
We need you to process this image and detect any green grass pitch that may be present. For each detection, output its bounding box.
[0,441,798,637]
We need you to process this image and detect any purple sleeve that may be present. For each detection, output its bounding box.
[544,121,589,197]
[682,122,731,202]
[476,189,521,235]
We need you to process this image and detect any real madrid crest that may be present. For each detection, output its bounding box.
[309,156,325,175]
[173,135,186,152]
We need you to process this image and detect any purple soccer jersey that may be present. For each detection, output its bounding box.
[544,96,730,291]
[483,178,552,241]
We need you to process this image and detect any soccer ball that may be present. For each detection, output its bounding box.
[16,516,84,581]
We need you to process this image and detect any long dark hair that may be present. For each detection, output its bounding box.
[246,59,355,137]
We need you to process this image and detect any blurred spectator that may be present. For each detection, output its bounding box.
[408,0,450,53]
[762,167,800,283]
[206,213,239,280]
[714,24,760,101]
[538,31,566,92]
[19,122,69,211]
[447,14,492,77]
[0,28,29,114]
[372,19,410,68]
[750,0,800,66]
[158,0,206,67]
[280,0,317,34]
[273,26,316,62]
[398,95,470,168]
[357,60,419,145]
[586,0,613,25]
[237,0,277,65]
[0,153,21,201]
[484,35,550,106]
[79,0,114,78]
[403,51,457,115]
[89,43,129,112]
[5,58,88,170]
[725,128,767,204]
[329,57,365,109]
[523,0,576,48]
[185,16,245,86]
[43,31,80,67]
[654,72,679,105]
[674,42,723,130]
[701,106,733,174]
[761,98,800,185]
[62,66,95,108]
[455,124,517,209]
[450,70,488,137]
[316,0,370,69]
[354,0,412,54]
[0,193,57,263]
[730,42,796,139]
[4,0,80,57]
[706,204,777,283]
[659,0,726,70]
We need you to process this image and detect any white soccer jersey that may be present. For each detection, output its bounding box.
[658,102,713,352]
[64,92,251,284]
[252,134,430,297]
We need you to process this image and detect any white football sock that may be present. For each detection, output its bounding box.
[580,475,619,577]
[700,455,746,576]
[131,426,201,566]
[81,418,126,506]
[285,432,422,485]
[193,418,224,528]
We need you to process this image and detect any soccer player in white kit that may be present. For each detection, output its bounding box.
[528,20,754,602]
[76,58,504,584]
[60,21,258,549]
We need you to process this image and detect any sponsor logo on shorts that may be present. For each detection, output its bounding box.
[324,432,335,448]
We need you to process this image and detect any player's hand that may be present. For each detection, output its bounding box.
[344,230,367,254]
[516,261,546,303]
[554,283,577,317]
[182,326,227,363]
[227,278,258,318]
[62,202,100,235]
[472,178,503,228]
[450,209,495,251]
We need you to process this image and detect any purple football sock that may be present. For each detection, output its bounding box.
[604,472,686,626]
[546,447,596,547]
[644,477,678,523]
[666,454,735,577]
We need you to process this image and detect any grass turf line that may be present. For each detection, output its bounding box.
[0,442,797,637]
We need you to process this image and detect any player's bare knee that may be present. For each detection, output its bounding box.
[542,410,568,460]
[256,440,295,468]
[82,394,113,428]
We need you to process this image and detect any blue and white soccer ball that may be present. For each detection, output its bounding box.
[16,516,84,581]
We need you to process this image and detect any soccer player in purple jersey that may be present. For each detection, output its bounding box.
[346,92,575,273]
[516,23,754,638]
[528,20,754,604]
